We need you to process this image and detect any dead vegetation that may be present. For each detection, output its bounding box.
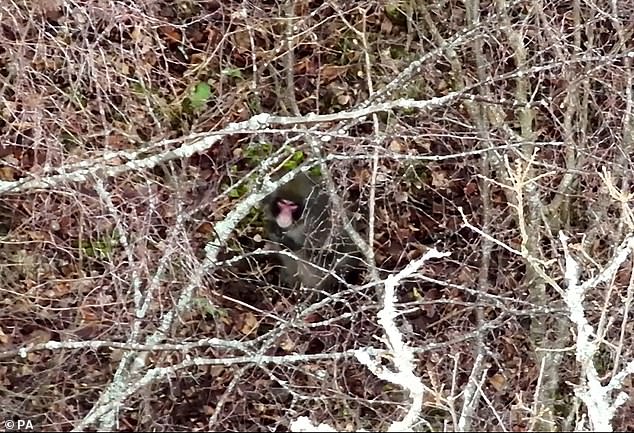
[1,0,634,431]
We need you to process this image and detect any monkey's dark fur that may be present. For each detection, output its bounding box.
[262,172,363,291]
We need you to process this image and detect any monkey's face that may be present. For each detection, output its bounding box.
[268,197,306,250]
[275,199,300,228]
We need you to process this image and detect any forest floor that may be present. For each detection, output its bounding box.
[1,0,634,431]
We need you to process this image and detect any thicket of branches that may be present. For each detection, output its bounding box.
[2,0,634,431]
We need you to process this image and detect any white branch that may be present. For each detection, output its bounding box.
[290,417,340,432]
[0,96,462,196]
[6,337,250,360]
[559,231,634,431]
[355,248,451,432]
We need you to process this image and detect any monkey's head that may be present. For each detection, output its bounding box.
[263,172,324,250]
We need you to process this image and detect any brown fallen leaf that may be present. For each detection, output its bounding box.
[320,65,349,83]
[160,25,182,43]
[279,334,295,352]
[489,373,507,392]
[26,329,51,345]
[431,169,450,188]
[389,139,403,152]
[239,312,258,335]
[0,166,15,181]
[203,405,214,415]
[0,327,10,345]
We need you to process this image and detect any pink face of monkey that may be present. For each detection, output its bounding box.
[276,199,298,228]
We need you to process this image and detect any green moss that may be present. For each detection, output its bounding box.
[244,142,274,167]
[77,232,118,259]
[281,150,306,171]
[384,2,409,26]
[193,297,228,319]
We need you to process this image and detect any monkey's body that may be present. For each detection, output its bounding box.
[262,172,362,292]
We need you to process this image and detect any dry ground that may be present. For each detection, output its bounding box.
[1,0,634,431]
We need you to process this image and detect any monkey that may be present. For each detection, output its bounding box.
[262,171,364,292]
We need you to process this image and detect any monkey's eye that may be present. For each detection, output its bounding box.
[278,199,297,208]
